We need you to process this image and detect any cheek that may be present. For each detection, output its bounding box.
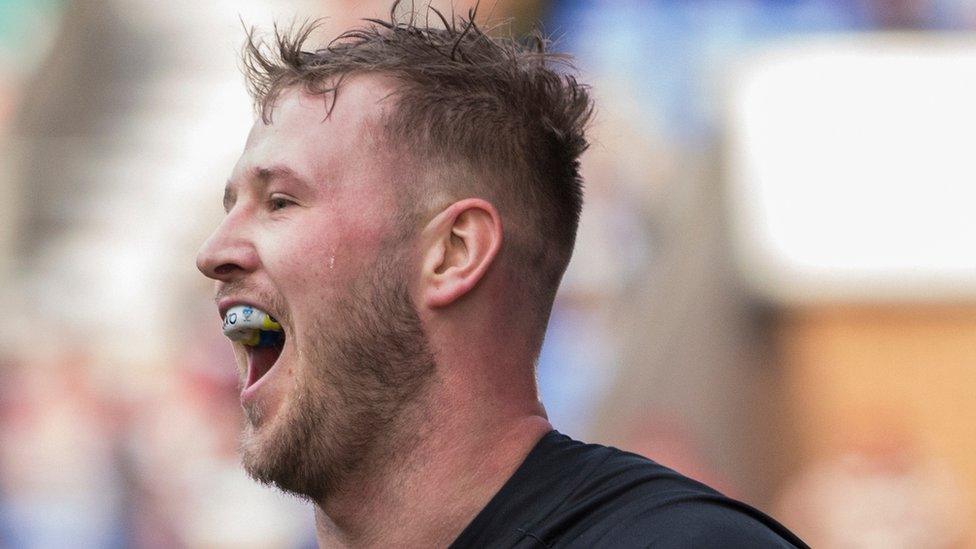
[278,251,338,316]
[271,204,395,309]
[271,224,356,312]
[297,217,388,278]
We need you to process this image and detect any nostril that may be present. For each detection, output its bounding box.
[214,263,239,275]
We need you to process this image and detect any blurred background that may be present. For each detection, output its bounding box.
[2,0,975,547]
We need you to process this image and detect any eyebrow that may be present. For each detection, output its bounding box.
[256,166,301,183]
[223,165,315,213]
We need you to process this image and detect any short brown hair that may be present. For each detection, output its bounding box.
[242,1,593,307]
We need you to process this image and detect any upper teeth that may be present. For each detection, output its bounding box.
[222,305,282,342]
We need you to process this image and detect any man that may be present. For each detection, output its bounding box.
[196,4,807,547]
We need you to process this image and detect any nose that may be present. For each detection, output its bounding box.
[196,213,260,282]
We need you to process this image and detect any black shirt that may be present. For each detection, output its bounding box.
[451,431,807,548]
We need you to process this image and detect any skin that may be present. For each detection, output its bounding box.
[196,75,552,547]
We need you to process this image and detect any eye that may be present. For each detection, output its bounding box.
[268,194,295,211]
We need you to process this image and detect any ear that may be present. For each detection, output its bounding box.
[419,198,503,309]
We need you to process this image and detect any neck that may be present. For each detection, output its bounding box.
[313,374,551,548]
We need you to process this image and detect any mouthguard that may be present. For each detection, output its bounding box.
[222,305,283,347]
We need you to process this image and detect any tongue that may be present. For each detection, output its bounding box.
[247,344,282,388]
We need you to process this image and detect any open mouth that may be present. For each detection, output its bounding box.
[221,305,286,390]
[245,334,285,389]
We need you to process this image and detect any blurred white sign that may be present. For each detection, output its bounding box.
[728,35,976,303]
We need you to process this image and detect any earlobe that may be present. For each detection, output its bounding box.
[420,198,502,309]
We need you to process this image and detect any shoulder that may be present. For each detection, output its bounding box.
[451,431,807,549]
[534,435,808,548]
[582,495,805,548]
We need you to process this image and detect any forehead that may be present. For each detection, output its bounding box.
[235,75,398,185]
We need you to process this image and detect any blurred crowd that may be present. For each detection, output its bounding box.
[2,0,975,547]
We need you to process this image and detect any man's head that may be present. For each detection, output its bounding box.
[196,3,592,502]
[243,4,592,308]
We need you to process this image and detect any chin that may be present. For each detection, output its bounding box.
[241,423,321,500]
[238,383,333,502]
[239,404,279,469]
[240,423,277,478]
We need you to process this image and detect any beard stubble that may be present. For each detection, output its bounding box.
[239,254,437,502]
